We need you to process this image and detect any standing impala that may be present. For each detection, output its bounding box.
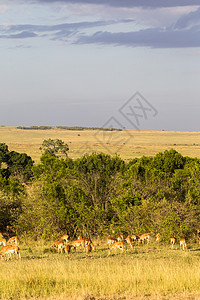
[156,233,160,242]
[140,233,150,244]
[170,237,176,249]
[131,234,140,245]
[71,239,83,251]
[180,238,187,251]
[0,245,20,260]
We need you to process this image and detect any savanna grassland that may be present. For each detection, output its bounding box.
[1,126,200,162]
[1,239,200,300]
[1,127,200,300]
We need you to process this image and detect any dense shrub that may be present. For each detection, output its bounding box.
[0,144,199,240]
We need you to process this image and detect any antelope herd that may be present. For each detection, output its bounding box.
[52,235,95,260]
[0,229,194,262]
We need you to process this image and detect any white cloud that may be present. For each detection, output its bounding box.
[174,7,200,29]
[44,3,199,28]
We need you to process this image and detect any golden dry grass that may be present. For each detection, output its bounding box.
[0,240,200,300]
[0,127,200,163]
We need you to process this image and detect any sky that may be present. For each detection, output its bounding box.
[1,0,200,131]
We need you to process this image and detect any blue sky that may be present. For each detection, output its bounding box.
[1,0,200,130]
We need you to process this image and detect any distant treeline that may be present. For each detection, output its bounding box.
[17,126,122,131]
[17,126,52,130]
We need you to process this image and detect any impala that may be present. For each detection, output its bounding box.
[156,233,160,242]
[80,238,95,251]
[117,234,124,242]
[0,238,6,246]
[170,237,176,249]
[108,241,125,256]
[7,236,18,245]
[59,234,69,243]
[180,238,187,251]
[52,240,64,253]
[125,236,133,249]
[131,234,140,244]
[140,233,150,244]
[64,245,71,260]
[107,237,117,248]
[71,239,83,251]
[0,245,20,260]
[85,244,92,259]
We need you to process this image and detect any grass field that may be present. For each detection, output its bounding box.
[1,240,200,300]
[0,127,200,163]
[1,127,200,299]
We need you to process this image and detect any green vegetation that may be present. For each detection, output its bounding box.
[17,126,53,130]
[0,141,199,241]
[1,139,200,299]
[39,138,69,158]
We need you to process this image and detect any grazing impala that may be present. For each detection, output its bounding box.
[0,245,20,260]
[0,238,6,246]
[64,245,71,260]
[180,238,187,251]
[170,237,176,249]
[107,237,117,248]
[156,233,160,242]
[59,234,69,243]
[140,233,150,244]
[7,236,18,245]
[52,240,64,253]
[125,236,133,249]
[85,244,92,259]
[108,241,125,256]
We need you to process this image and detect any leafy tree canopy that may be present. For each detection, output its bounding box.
[0,143,33,182]
[40,138,69,158]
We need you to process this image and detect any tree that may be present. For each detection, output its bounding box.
[0,143,33,182]
[40,139,69,158]
[152,149,185,175]
[7,151,33,182]
[75,153,125,211]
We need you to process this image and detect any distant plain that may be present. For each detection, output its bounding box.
[1,126,200,162]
